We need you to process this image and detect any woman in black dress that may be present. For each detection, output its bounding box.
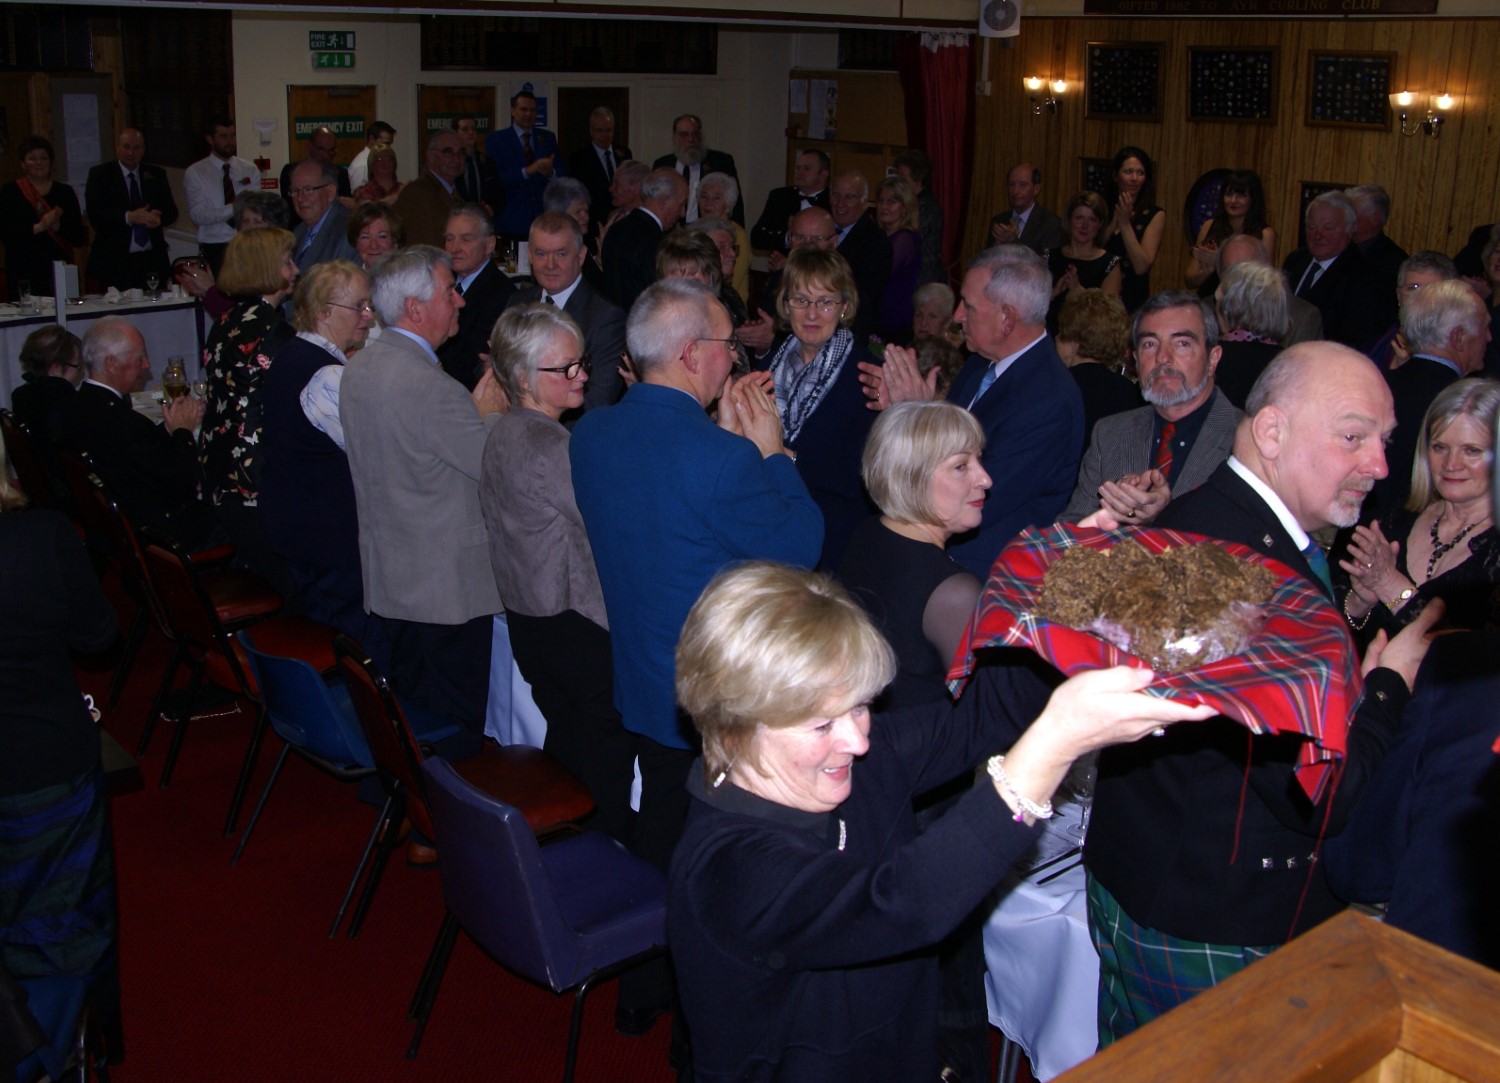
[1099,146,1165,313]
[1185,169,1276,297]
[0,137,86,300]
[1044,191,1122,333]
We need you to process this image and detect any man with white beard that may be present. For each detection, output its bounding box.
[1060,290,1241,523]
[651,113,739,224]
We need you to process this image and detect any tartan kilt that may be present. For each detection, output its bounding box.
[0,767,117,980]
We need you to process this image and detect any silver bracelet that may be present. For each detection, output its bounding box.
[986,755,1054,823]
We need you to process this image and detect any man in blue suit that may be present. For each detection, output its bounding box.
[571,278,822,1031]
[863,245,1084,578]
[485,89,565,241]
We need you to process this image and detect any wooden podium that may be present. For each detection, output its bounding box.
[1058,911,1500,1082]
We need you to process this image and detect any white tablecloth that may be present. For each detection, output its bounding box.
[983,802,1099,1081]
[0,296,206,404]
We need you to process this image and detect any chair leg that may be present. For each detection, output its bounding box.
[106,606,148,711]
[158,658,205,787]
[223,702,270,837]
[137,645,182,757]
[562,970,606,1083]
[329,794,393,939]
[347,792,405,939]
[406,910,460,1059]
[230,742,290,866]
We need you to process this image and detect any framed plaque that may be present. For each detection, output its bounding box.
[1081,157,1114,199]
[1086,42,1163,122]
[1306,51,1394,129]
[1188,48,1277,124]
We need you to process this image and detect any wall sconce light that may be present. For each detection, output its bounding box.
[1024,76,1065,116]
[1389,90,1451,137]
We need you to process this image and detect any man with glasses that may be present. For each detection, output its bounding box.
[651,113,740,225]
[279,124,351,220]
[571,277,820,1039]
[438,205,517,389]
[289,158,357,275]
[341,246,508,754]
[394,131,466,247]
[506,211,626,411]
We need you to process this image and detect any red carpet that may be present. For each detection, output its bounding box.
[85,623,676,1082]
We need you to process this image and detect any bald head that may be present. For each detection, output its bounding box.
[830,171,870,230]
[1237,342,1395,531]
[1216,233,1269,276]
[116,128,145,170]
[788,207,837,251]
[641,168,689,229]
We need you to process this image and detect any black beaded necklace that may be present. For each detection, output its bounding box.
[1427,508,1486,579]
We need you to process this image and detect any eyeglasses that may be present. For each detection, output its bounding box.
[537,356,592,379]
[786,295,843,313]
[788,233,834,246]
[696,336,749,373]
[288,182,331,198]
[433,147,464,157]
[327,301,375,315]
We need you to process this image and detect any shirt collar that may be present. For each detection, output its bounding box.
[1411,352,1463,377]
[641,206,665,230]
[457,264,486,294]
[985,330,1049,385]
[1227,455,1311,551]
[388,326,441,367]
[295,329,349,364]
[85,377,127,400]
[546,275,582,308]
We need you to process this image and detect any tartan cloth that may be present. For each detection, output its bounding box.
[1087,873,1275,1047]
[0,768,117,980]
[947,524,1363,802]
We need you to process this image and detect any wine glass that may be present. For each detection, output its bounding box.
[1062,752,1100,843]
[145,272,160,300]
[16,278,33,313]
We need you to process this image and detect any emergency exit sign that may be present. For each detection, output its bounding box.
[312,52,356,70]
[309,31,355,50]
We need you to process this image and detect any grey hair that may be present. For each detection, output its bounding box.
[1397,249,1458,282]
[625,278,718,376]
[1401,279,1486,356]
[1307,191,1357,234]
[231,190,292,231]
[967,244,1051,326]
[1344,184,1391,224]
[589,106,615,123]
[1216,262,1290,342]
[913,282,955,314]
[833,170,869,201]
[80,317,140,374]
[614,160,649,188]
[293,157,339,188]
[640,168,683,204]
[370,245,450,327]
[487,303,586,408]
[1132,290,1221,350]
[1407,378,1500,510]
[1215,232,1269,276]
[427,129,460,151]
[699,171,740,211]
[447,203,493,237]
[543,176,591,214]
[862,400,985,525]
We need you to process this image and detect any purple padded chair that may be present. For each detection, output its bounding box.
[411,757,666,1081]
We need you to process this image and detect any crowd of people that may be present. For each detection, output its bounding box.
[5,95,1500,1083]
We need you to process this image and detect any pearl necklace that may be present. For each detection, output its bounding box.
[1427,508,1487,579]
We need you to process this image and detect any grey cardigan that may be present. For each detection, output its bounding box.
[479,407,608,628]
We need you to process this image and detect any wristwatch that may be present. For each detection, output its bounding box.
[1387,587,1415,610]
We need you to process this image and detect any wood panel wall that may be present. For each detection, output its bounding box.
[964,18,1500,286]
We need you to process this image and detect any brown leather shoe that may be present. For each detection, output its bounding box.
[406,839,438,868]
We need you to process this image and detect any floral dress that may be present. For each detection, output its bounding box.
[199,298,292,505]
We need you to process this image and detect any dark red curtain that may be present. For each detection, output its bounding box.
[896,32,976,280]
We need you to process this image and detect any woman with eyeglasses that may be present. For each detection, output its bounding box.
[259,261,384,646]
[758,246,880,569]
[477,304,634,841]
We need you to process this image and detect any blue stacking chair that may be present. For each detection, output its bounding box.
[409,757,667,1081]
[231,623,459,938]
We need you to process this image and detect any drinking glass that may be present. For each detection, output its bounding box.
[16,278,33,313]
[145,272,161,300]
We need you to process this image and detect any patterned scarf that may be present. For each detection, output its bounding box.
[770,327,852,444]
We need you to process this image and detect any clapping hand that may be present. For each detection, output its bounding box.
[1095,469,1170,528]
[857,346,936,411]
[1362,599,1445,690]
[1339,521,1406,609]
[991,219,1019,246]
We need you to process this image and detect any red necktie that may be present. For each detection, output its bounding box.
[1155,421,1176,478]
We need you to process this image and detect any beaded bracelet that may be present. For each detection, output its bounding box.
[986,755,1054,823]
[1342,591,1373,631]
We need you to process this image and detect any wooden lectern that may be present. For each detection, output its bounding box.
[1058,910,1500,1082]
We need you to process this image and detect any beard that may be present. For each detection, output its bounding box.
[1141,366,1211,409]
[1328,481,1374,528]
[677,145,705,168]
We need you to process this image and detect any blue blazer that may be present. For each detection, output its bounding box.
[486,126,566,236]
[570,382,823,747]
[944,334,1083,578]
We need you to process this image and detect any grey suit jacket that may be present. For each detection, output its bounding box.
[340,327,500,624]
[507,278,627,410]
[293,201,357,273]
[988,204,1064,255]
[1059,389,1241,522]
